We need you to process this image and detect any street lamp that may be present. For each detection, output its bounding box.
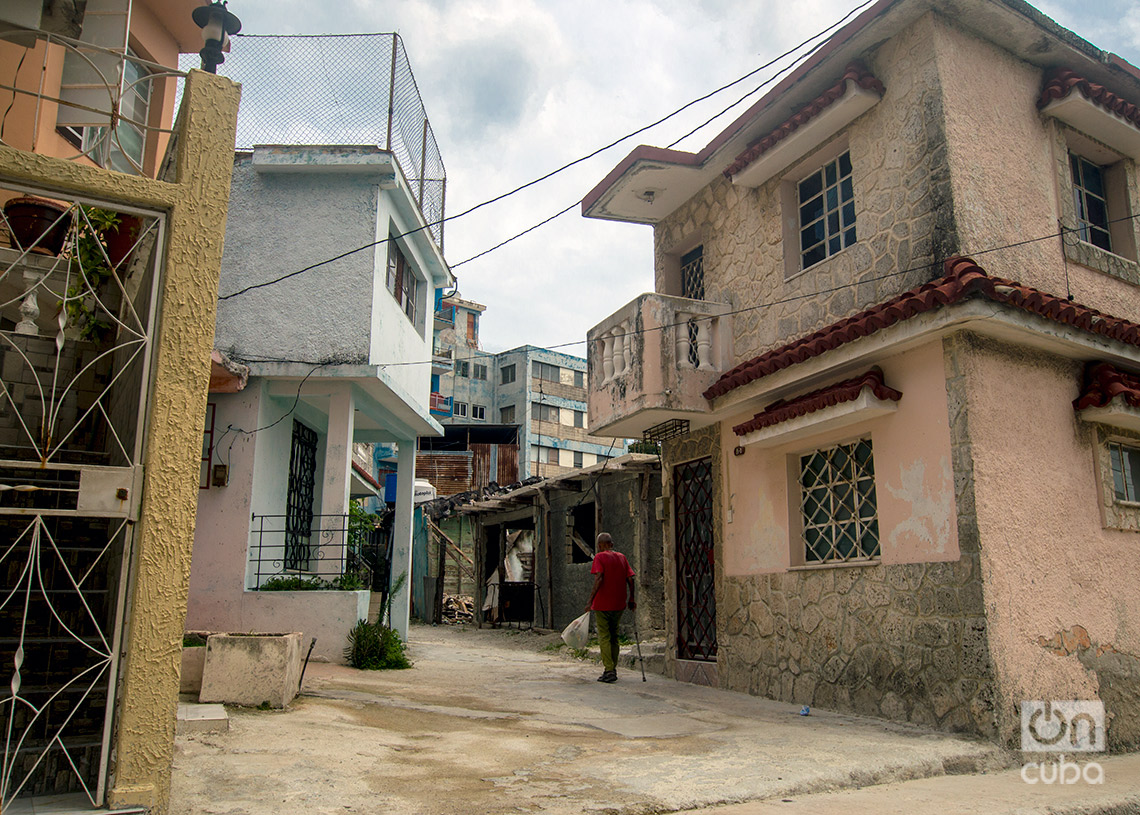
[192,2,242,74]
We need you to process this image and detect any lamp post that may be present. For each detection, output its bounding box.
[192,2,242,74]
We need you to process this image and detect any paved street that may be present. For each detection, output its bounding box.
[171,625,1138,815]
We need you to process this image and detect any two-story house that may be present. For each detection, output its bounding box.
[584,0,1140,749]
[187,144,454,658]
[0,2,239,811]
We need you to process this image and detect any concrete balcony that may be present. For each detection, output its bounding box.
[587,293,732,438]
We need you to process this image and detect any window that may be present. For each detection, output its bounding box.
[473,363,488,381]
[573,410,585,428]
[472,404,486,421]
[1109,442,1140,502]
[454,402,468,418]
[200,403,216,490]
[456,360,469,378]
[466,312,478,346]
[501,364,516,384]
[534,403,559,423]
[500,405,516,424]
[798,151,855,270]
[799,438,879,564]
[65,50,152,174]
[535,361,560,382]
[285,421,318,570]
[573,370,585,388]
[386,242,418,323]
[573,451,584,468]
[680,245,705,300]
[1071,154,1113,252]
[533,445,559,464]
[568,501,596,563]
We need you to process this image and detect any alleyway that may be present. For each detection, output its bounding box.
[169,625,1134,815]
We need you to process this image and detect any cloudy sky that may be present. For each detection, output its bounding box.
[223,0,1140,355]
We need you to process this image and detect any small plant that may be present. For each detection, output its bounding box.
[63,206,122,342]
[258,575,329,591]
[183,633,207,647]
[256,701,273,711]
[628,440,661,455]
[344,572,411,670]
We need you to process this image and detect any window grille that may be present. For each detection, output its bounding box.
[1109,442,1140,502]
[201,403,216,490]
[1071,154,1113,252]
[799,438,879,563]
[798,151,856,269]
[285,421,318,570]
[644,418,690,443]
[680,245,705,300]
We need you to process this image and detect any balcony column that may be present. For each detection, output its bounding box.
[621,321,633,373]
[319,383,355,578]
[695,317,713,370]
[601,334,614,383]
[676,313,693,369]
[390,440,416,641]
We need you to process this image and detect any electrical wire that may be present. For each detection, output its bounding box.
[219,0,876,300]
[232,212,1140,373]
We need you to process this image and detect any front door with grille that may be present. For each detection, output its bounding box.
[284,420,318,571]
[0,191,163,807]
[674,457,716,661]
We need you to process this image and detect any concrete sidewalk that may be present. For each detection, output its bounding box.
[687,754,1140,814]
[171,624,1137,815]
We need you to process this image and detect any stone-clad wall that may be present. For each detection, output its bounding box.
[680,337,999,737]
[653,13,959,365]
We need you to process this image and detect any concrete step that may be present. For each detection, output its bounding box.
[177,702,229,735]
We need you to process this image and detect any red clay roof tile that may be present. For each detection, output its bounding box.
[722,62,885,180]
[1038,67,1140,130]
[705,256,1140,400]
[732,368,901,436]
[1073,362,1140,410]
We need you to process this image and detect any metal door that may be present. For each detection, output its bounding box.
[674,457,717,661]
[0,190,163,807]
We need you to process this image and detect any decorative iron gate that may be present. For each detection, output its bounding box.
[0,188,163,807]
[674,457,717,661]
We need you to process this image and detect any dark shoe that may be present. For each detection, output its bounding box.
[600,671,617,683]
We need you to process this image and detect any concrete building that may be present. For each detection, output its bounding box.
[584,0,1140,748]
[188,144,453,659]
[0,3,239,810]
[427,296,622,488]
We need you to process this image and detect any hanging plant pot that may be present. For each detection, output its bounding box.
[3,196,73,256]
[102,214,143,267]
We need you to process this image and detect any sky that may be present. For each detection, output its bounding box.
[223,0,1140,355]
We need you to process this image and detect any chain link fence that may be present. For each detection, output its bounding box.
[185,33,446,249]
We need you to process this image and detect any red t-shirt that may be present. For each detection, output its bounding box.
[590,549,635,611]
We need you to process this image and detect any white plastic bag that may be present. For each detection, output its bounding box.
[561,611,590,650]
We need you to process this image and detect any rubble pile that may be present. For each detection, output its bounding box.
[441,594,475,625]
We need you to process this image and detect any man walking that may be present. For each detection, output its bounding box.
[586,532,635,683]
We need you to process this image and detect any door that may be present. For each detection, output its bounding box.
[1,193,163,807]
[673,457,717,661]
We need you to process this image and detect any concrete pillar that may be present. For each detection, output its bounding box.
[319,384,355,577]
[390,440,416,640]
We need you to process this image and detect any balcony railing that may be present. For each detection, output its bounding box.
[248,513,382,590]
[429,392,453,416]
[587,293,732,439]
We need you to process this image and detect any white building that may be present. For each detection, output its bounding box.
[188,145,453,654]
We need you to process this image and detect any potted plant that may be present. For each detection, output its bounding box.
[3,196,73,256]
[62,206,127,343]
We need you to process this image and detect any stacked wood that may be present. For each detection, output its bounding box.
[441,594,475,625]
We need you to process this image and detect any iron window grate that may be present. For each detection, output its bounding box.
[644,419,690,443]
[799,438,879,563]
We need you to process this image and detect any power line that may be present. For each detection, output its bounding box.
[219,0,874,299]
[234,215,1140,373]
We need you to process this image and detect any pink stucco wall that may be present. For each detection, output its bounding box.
[721,341,957,576]
[962,336,1140,743]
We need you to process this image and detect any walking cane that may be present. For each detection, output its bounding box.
[633,617,646,682]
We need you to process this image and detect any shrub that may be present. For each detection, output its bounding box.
[344,619,411,670]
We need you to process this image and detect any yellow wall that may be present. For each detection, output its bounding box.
[0,69,240,812]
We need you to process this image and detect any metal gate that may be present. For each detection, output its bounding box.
[674,457,717,661]
[0,189,163,807]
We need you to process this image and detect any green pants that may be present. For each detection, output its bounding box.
[595,610,623,672]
